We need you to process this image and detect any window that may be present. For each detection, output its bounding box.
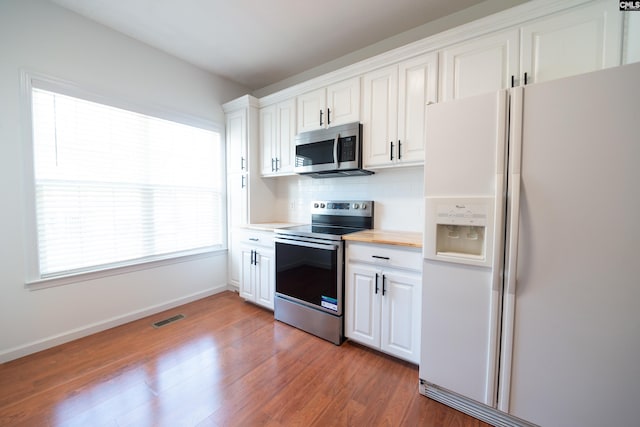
[27,78,224,283]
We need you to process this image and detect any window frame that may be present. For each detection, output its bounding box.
[21,71,228,290]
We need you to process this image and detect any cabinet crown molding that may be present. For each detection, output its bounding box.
[223,94,259,113]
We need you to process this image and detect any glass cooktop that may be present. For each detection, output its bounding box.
[277,224,365,240]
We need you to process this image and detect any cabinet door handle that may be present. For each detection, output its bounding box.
[372,255,390,260]
[524,72,528,85]
[327,108,331,125]
[375,273,379,294]
[241,175,246,189]
[319,110,323,126]
[241,156,245,171]
[390,141,394,161]
[275,158,280,171]
[382,274,387,296]
[254,251,258,265]
[271,158,275,172]
[250,250,254,265]
[511,75,515,88]
[398,140,402,160]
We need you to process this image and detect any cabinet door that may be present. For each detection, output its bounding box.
[326,77,361,127]
[440,28,519,101]
[362,64,399,168]
[255,249,275,310]
[626,12,640,64]
[276,99,296,174]
[380,270,422,364]
[259,105,277,175]
[345,263,381,348]
[227,173,247,228]
[521,1,622,85]
[226,109,247,174]
[297,88,326,132]
[397,53,438,166]
[239,247,255,301]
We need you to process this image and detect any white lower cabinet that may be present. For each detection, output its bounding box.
[345,242,422,364]
[239,230,275,310]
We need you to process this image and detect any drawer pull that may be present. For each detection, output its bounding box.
[371,255,390,260]
[249,238,259,242]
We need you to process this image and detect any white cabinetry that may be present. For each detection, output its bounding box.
[440,1,622,101]
[439,29,519,102]
[345,242,422,364]
[297,77,360,132]
[363,53,437,168]
[625,12,640,64]
[260,98,296,176]
[239,229,275,310]
[223,95,277,290]
[520,0,622,85]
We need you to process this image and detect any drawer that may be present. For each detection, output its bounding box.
[236,229,274,248]
[347,242,422,272]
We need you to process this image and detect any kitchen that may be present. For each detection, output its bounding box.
[1,0,639,426]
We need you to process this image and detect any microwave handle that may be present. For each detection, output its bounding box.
[333,133,340,167]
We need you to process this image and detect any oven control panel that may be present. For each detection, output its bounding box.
[311,200,374,217]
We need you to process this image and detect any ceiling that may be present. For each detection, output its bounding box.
[51,0,490,91]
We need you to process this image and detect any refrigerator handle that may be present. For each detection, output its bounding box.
[505,86,524,296]
[497,86,524,413]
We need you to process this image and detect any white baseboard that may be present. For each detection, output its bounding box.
[0,284,228,363]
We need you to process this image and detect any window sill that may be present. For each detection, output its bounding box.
[25,248,227,291]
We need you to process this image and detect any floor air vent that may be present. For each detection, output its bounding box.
[152,314,185,328]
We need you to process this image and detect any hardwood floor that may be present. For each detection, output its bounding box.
[0,291,490,427]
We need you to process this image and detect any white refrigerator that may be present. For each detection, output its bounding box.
[419,62,640,427]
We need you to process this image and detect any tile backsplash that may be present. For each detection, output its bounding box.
[273,166,424,232]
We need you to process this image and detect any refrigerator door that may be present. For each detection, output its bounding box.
[421,90,508,406]
[500,63,640,426]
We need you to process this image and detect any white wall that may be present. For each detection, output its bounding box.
[274,167,424,232]
[0,0,248,362]
[253,0,529,97]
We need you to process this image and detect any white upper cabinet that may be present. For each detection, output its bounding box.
[520,1,623,85]
[326,78,361,127]
[439,28,520,102]
[362,64,398,167]
[297,77,360,132]
[625,12,640,64]
[363,53,437,168]
[260,98,296,176]
[440,1,622,101]
[226,108,248,175]
[259,104,277,176]
[397,54,438,165]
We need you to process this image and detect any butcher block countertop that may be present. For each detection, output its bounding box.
[343,230,423,248]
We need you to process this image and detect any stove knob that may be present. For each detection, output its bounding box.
[361,203,367,210]
[353,203,359,209]
[313,203,319,208]
[320,203,325,208]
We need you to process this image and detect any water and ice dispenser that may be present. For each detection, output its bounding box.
[424,197,495,267]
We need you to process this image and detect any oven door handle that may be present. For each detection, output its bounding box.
[275,237,339,251]
[333,133,340,168]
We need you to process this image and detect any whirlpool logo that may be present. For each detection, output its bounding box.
[620,1,640,10]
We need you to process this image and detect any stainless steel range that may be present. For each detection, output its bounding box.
[274,200,374,345]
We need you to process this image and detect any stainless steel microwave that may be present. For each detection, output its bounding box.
[293,122,373,178]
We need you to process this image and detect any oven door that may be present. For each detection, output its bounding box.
[275,236,343,316]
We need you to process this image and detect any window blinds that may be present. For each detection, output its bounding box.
[31,87,223,278]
